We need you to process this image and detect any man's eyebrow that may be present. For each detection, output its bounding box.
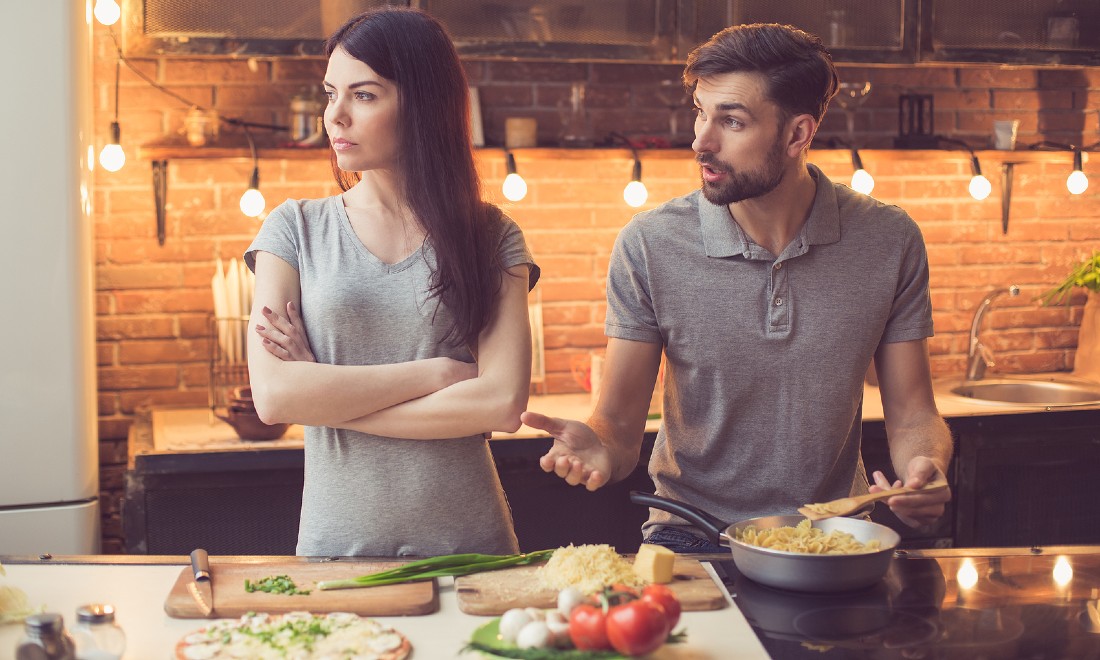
[694,95,756,119]
[323,80,385,89]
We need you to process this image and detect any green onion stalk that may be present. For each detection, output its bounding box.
[317,550,555,591]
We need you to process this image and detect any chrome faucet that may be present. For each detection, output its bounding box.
[966,285,1020,381]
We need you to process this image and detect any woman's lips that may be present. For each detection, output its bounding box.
[331,138,356,151]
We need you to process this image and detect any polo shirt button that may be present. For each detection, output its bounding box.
[774,297,783,306]
[774,263,782,270]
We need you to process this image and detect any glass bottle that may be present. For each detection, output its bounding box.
[70,604,126,660]
[16,613,75,660]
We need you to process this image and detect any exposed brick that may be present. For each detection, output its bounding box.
[96,317,175,341]
[272,59,326,82]
[478,83,535,107]
[98,365,180,390]
[959,68,1038,89]
[120,338,213,364]
[164,60,271,83]
[488,61,586,83]
[114,289,212,314]
[119,390,209,414]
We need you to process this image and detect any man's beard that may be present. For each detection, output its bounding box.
[698,139,786,206]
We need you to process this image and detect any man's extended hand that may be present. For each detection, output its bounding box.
[870,456,952,528]
[520,411,613,491]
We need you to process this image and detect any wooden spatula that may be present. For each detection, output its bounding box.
[798,479,949,521]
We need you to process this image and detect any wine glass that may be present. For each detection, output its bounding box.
[834,81,872,141]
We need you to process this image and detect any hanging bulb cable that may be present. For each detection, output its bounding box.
[849,148,875,195]
[1067,147,1089,195]
[93,0,121,26]
[611,132,647,208]
[98,59,125,172]
[1028,140,1093,195]
[501,150,528,202]
[937,136,990,200]
[239,128,266,217]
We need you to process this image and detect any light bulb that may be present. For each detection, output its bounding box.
[99,143,125,172]
[956,558,978,590]
[851,168,875,195]
[93,0,121,26]
[1067,169,1089,195]
[624,180,648,207]
[969,174,992,200]
[240,188,266,217]
[502,172,527,202]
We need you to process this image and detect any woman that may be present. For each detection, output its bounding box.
[244,7,538,557]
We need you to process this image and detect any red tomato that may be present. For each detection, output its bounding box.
[641,584,681,631]
[605,599,669,657]
[568,604,612,651]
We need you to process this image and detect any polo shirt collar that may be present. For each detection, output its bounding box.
[700,162,841,258]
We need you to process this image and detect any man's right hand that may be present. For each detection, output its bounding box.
[520,411,613,491]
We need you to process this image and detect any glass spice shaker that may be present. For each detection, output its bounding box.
[70,604,126,660]
[16,613,76,660]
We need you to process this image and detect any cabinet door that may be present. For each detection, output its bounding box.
[954,410,1100,547]
[685,0,916,64]
[925,0,1100,65]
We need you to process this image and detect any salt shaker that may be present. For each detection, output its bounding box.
[16,613,76,660]
[70,604,126,660]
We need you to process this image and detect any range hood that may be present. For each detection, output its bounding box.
[123,0,734,62]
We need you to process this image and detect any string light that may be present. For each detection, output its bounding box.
[502,151,528,202]
[611,133,647,208]
[93,0,121,26]
[849,148,874,195]
[239,129,265,217]
[1067,148,1089,195]
[98,59,125,172]
[968,155,992,200]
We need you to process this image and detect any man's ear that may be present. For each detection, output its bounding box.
[785,114,817,157]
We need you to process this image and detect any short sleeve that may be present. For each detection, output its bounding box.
[881,219,934,344]
[604,221,662,344]
[244,200,302,274]
[497,215,541,291]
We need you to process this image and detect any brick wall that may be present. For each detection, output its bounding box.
[91,23,1100,551]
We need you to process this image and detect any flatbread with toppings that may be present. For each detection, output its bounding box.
[175,611,410,660]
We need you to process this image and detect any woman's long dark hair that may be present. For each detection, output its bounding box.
[325,7,504,348]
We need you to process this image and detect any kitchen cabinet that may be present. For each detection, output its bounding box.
[950,408,1100,548]
[924,0,1100,66]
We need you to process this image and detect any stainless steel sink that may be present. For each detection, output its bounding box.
[940,378,1100,406]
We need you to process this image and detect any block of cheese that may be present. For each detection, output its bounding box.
[633,543,675,583]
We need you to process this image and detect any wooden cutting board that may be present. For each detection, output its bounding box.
[454,557,727,615]
[164,560,438,618]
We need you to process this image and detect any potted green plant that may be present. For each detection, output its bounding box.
[1038,251,1100,306]
[1040,251,1100,381]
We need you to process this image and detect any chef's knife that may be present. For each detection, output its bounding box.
[188,548,214,617]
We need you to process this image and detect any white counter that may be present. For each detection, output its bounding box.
[0,559,768,660]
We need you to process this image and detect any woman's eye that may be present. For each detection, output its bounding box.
[724,117,743,129]
[354,92,375,101]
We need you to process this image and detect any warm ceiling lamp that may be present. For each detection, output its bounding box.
[98,60,125,172]
[239,129,265,218]
[1067,148,1089,195]
[502,150,528,202]
[849,148,875,195]
[93,0,121,26]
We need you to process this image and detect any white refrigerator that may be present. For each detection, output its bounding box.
[0,1,99,554]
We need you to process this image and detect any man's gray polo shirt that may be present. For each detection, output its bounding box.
[606,163,933,535]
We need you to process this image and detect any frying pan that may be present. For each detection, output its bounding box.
[630,491,901,592]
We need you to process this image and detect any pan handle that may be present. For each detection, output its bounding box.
[629,491,730,544]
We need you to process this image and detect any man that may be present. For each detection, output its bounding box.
[521,23,953,553]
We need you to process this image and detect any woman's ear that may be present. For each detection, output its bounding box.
[785,114,818,157]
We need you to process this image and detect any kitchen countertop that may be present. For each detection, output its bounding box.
[134,373,1100,459]
[3,546,1099,659]
[0,555,768,659]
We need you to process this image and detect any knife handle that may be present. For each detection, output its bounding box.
[190,549,211,581]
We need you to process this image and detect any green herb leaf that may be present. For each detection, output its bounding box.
[244,574,311,595]
[317,549,555,591]
[1039,251,1100,305]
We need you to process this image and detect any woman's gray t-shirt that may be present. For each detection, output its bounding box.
[245,196,538,557]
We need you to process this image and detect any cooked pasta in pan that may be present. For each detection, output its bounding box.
[735,519,882,555]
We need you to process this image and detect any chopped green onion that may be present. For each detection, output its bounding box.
[317,550,554,591]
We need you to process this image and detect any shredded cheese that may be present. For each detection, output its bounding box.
[537,544,646,594]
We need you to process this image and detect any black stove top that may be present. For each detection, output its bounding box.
[710,551,1100,659]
